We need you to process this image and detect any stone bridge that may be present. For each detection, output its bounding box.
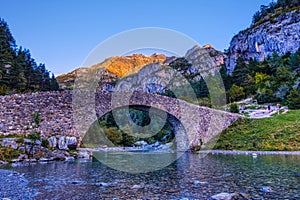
[0,91,242,149]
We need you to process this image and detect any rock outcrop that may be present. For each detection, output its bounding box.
[116,45,225,94]
[56,45,225,92]
[226,8,300,73]
[56,54,167,89]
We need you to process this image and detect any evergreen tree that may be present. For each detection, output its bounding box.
[0,18,59,95]
[252,0,300,24]
[231,57,251,87]
[287,89,300,109]
[0,18,16,87]
[50,73,59,90]
[288,49,300,71]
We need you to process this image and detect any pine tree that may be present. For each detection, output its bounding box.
[231,57,251,87]
[288,49,300,71]
[50,73,59,90]
[0,18,60,94]
[0,18,16,88]
[287,89,300,109]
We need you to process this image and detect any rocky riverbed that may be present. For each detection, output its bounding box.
[1,152,299,199]
[0,169,37,199]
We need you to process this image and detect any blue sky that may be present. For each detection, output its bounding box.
[0,0,271,75]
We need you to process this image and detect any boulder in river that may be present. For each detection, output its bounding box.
[52,150,68,161]
[260,186,273,193]
[65,156,75,161]
[78,150,92,159]
[0,160,8,166]
[66,136,77,150]
[208,192,238,200]
[152,141,161,148]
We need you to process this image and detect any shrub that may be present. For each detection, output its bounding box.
[0,85,7,95]
[106,127,122,145]
[31,111,42,127]
[229,103,239,113]
[287,89,300,109]
[0,146,20,162]
[118,125,138,147]
[41,139,50,148]
[191,145,201,152]
[27,132,41,141]
[228,84,245,102]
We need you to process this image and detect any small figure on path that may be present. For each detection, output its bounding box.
[277,104,282,109]
[277,104,282,115]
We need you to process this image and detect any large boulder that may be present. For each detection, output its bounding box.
[1,138,18,150]
[208,193,238,200]
[77,150,92,159]
[52,150,69,161]
[134,141,148,147]
[208,192,250,200]
[58,136,68,150]
[65,136,77,150]
[24,144,41,155]
[48,136,57,149]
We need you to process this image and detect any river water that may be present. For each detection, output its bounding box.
[5,152,300,199]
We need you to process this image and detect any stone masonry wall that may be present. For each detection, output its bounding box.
[0,91,242,147]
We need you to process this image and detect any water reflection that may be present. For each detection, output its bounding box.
[5,153,300,199]
[93,151,181,173]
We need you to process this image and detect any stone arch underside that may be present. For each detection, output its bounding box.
[91,104,189,151]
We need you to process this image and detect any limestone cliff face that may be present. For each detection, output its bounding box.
[226,9,300,74]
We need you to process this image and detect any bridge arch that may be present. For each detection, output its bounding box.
[83,104,189,151]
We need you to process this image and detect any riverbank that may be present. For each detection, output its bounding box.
[212,110,300,151]
[198,150,300,155]
[0,134,93,165]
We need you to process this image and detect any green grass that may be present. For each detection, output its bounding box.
[0,133,26,139]
[0,146,21,162]
[213,110,300,151]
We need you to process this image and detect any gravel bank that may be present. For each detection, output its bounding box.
[0,169,37,200]
[198,150,300,155]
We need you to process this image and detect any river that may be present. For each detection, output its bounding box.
[2,152,300,199]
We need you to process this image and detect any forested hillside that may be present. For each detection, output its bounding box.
[252,0,300,24]
[0,18,59,95]
[167,47,300,109]
[223,49,300,107]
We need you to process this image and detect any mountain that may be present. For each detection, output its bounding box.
[226,7,300,74]
[56,54,168,89]
[56,45,226,91]
[115,45,226,96]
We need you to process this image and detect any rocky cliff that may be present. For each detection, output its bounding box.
[57,45,225,92]
[226,8,300,74]
[57,54,167,89]
[116,45,225,95]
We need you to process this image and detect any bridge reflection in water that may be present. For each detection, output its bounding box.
[93,151,182,174]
